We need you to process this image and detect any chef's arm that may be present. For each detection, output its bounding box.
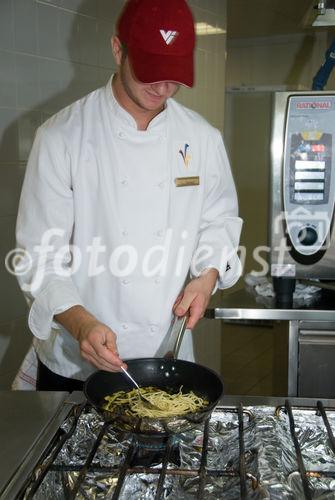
[15,127,123,372]
[190,128,243,292]
[54,306,125,371]
[15,126,84,339]
[174,268,218,329]
[174,130,243,329]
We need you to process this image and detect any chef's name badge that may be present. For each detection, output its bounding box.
[175,176,200,187]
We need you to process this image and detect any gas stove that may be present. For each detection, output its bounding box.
[2,393,335,499]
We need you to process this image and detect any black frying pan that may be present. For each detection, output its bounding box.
[84,358,223,435]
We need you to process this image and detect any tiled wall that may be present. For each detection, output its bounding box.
[226,31,332,90]
[181,0,227,131]
[0,0,227,388]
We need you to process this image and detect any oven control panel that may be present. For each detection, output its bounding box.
[283,95,335,256]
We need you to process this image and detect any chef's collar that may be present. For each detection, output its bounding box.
[105,75,167,131]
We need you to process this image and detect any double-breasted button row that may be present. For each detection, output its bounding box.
[120,323,159,333]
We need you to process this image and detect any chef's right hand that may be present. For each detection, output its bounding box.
[54,305,126,372]
[77,318,126,372]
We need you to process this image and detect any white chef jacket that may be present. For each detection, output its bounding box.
[15,76,243,380]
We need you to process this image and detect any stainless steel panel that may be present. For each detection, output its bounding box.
[0,391,68,499]
[213,307,335,321]
[297,321,335,398]
[208,290,335,321]
[299,341,335,398]
[288,320,299,397]
[299,320,335,331]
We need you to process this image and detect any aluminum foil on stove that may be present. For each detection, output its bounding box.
[26,405,335,499]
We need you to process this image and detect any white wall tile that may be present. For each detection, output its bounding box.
[38,58,63,113]
[195,49,207,89]
[0,214,16,256]
[58,12,99,65]
[0,215,28,323]
[39,0,61,5]
[18,111,41,161]
[61,0,98,17]
[0,108,19,162]
[177,0,227,132]
[226,32,329,90]
[13,0,37,55]
[97,19,114,68]
[73,62,101,97]
[0,50,16,107]
[37,3,60,59]
[0,0,14,50]
[58,59,75,89]
[77,16,99,66]
[58,8,76,61]
[99,66,113,86]
[98,0,124,23]
[0,164,26,216]
[16,53,40,109]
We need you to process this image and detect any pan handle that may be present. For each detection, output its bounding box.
[156,315,188,359]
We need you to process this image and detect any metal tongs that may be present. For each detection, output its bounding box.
[120,315,189,410]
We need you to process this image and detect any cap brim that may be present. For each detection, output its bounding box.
[128,46,194,88]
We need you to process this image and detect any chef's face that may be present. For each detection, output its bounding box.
[112,36,180,112]
[120,56,180,112]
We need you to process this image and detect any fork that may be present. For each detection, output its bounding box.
[120,366,159,411]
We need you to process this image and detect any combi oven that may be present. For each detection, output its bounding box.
[269,91,335,305]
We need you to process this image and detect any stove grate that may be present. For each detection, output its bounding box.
[286,400,313,500]
[20,400,335,499]
[317,400,335,454]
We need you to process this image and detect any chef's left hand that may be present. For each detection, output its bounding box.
[173,268,219,329]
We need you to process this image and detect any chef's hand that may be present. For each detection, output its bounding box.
[54,305,126,372]
[77,318,127,372]
[173,268,219,329]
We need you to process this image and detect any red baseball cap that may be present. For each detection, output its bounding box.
[117,0,195,87]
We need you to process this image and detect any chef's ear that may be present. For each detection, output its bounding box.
[111,36,124,67]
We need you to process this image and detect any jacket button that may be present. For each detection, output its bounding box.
[122,230,128,236]
[121,179,128,186]
[155,230,164,237]
[122,323,128,330]
[122,279,131,285]
[154,278,161,284]
[150,325,157,332]
[118,131,125,138]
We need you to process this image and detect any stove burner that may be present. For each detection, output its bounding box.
[124,433,181,468]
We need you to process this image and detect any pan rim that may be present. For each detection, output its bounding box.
[85,357,224,386]
[84,358,223,421]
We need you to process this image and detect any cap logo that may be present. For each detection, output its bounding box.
[160,30,179,45]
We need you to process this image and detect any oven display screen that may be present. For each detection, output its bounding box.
[289,133,331,204]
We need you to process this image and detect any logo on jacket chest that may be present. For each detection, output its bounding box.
[178,143,191,168]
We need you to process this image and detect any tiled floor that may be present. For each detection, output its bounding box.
[221,321,288,396]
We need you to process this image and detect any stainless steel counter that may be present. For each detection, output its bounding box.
[0,391,69,498]
[206,288,335,398]
[205,288,335,321]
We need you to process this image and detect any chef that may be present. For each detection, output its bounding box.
[15,0,243,391]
